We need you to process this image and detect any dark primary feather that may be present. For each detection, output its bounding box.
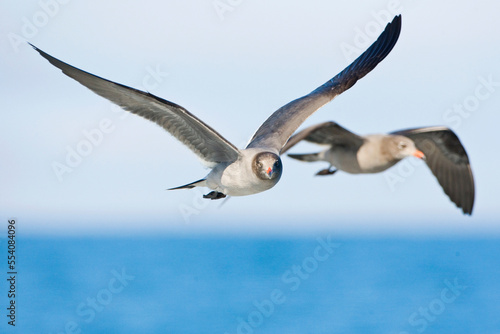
[30,44,241,165]
[392,126,475,215]
[247,15,402,152]
[281,121,365,154]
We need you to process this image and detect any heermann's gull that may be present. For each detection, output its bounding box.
[31,15,401,200]
[282,121,474,214]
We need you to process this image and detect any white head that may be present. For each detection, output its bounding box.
[385,135,425,160]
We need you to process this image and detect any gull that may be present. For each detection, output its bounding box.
[31,15,401,200]
[282,121,474,214]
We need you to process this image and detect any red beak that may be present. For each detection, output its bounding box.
[266,167,272,175]
[413,150,425,160]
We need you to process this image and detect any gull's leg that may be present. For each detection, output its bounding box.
[315,168,337,176]
[203,191,227,200]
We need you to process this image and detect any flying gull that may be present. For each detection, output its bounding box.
[282,121,474,214]
[31,15,401,199]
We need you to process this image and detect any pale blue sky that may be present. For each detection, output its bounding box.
[1,0,499,236]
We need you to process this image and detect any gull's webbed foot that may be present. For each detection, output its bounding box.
[203,191,227,200]
[316,168,337,176]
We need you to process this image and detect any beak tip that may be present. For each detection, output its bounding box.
[414,150,425,160]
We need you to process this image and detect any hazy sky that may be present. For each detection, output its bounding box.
[2,0,499,236]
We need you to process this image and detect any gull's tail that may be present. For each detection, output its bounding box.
[168,178,206,190]
[287,152,321,162]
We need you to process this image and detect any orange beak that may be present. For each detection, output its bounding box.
[266,167,273,175]
[413,150,425,160]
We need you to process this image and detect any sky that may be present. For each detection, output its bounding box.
[1,0,499,236]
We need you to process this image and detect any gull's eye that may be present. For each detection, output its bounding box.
[398,142,407,150]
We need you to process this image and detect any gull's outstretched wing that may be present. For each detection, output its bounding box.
[31,44,240,165]
[281,121,365,154]
[247,15,402,153]
[392,126,475,215]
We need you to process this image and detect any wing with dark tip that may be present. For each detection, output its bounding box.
[247,15,402,152]
[281,121,365,154]
[30,44,241,165]
[391,126,475,215]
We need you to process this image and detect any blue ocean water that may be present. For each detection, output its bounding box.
[2,236,499,333]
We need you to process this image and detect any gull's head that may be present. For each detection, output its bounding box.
[388,135,425,161]
[253,152,282,181]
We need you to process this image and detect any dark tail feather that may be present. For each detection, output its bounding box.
[287,152,321,162]
[168,178,206,190]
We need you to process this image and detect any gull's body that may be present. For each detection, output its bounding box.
[195,148,282,197]
[318,133,421,174]
[31,15,401,199]
[282,122,475,214]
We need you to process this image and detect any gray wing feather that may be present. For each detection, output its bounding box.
[247,15,402,152]
[392,126,475,215]
[31,44,240,165]
[281,121,365,154]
